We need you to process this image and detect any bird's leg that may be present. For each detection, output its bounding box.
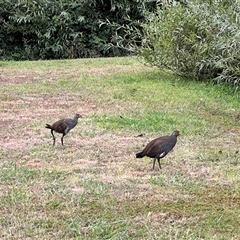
[157,159,162,170]
[51,130,56,146]
[61,133,65,146]
[152,158,156,170]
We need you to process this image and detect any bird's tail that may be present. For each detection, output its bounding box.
[45,124,53,129]
[136,151,144,158]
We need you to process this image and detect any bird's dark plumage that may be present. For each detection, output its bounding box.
[136,130,180,170]
[45,113,82,146]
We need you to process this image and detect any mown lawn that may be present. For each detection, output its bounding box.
[0,57,239,239]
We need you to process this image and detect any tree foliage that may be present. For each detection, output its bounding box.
[0,0,156,60]
[140,0,240,91]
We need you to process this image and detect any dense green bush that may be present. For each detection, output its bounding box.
[0,0,156,60]
[140,0,240,91]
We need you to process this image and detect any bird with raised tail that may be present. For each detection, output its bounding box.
[136,130,180,170]
[45,113,82,146]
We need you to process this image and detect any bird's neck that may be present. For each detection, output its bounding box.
[73,117,79,123]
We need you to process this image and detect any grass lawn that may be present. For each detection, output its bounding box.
[0,57,239,239]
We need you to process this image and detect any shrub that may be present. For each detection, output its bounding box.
[140,0,240,91]
[0,0,156,60]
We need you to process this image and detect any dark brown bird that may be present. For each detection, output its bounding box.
[136,130,180,170]
[45,113,82,146]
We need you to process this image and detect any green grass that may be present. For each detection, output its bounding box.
[0,57,240,239]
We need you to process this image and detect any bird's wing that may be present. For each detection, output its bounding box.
[53,120,67,132]
[144,138,167,158]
